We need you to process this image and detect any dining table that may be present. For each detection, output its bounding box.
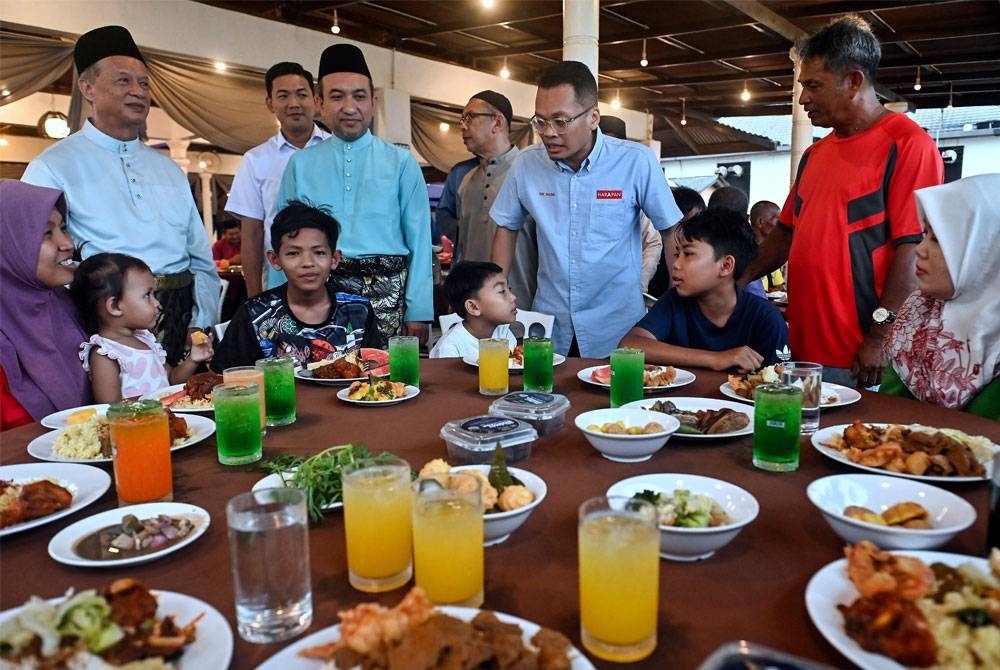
[1,358,997,669]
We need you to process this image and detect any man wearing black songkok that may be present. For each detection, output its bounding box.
[22,25,219,366]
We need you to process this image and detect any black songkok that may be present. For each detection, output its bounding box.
[318,44,373,82]
[469,90,513,127]
[74,25,146,73]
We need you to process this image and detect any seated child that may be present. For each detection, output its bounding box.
[70,253,214,403]
[619,208,788,373]
[211,201,381,370]
[430,261,518,359]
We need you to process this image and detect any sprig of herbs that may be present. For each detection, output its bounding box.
[260,443,394,523]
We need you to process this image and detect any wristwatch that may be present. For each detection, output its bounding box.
[872,306,897,326]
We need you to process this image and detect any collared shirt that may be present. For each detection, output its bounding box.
[491,130,682,357]
[436,157,479,242]
[278,130,433,322]
[22,120,220,328]
[457,145,538,306]
[226,125,329,289]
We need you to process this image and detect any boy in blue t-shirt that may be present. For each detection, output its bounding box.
[619,208,787,372]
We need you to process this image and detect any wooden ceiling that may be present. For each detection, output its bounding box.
[200,0,1000,124]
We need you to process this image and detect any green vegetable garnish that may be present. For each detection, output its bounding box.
[488,443,514,493]
[260,443,395,523]
[675,424,704,435]
[633,489,662,505]
[953,608,992,628]
[56,592,123,653]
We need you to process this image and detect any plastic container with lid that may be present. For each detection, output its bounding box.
[488,392,571,436]
[440,415,538,464]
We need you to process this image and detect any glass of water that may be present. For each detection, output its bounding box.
[227,488,312,643]
[780,361,823,434]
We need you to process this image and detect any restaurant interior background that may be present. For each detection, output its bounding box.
[1,0,998,234]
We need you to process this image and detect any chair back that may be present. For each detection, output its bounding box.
[213,320,230,343]
[438,312,463,335]
[216,278,230,324]
[515,309,554,339]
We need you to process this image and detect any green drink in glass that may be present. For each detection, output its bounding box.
[389,336,420,387]
[752,383,803,472]
[255,357,296,426]
[522,337,554,392]
[610,348,644,408]
[214,382,263,465]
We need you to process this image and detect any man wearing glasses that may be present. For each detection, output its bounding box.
[455,90,537,307]
[491,61,682,357]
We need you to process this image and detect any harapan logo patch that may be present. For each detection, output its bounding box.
[596,189,622,200]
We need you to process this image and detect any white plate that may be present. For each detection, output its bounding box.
[622,397,754,440]
[142,383,214,413]
[462,353,567,372]
[719,381,861,408]
[577,365,696,393]
[255,605,594,670]
[294,368,366,385]
[47,502,210,568]
[805,550,985,670]
[0,590,233,669]
[41,404,111,429]
[336,384,420,406]
[27,415,216,464]
[252,471,344,511]
[0,463,111,537]
[811,424,994,483]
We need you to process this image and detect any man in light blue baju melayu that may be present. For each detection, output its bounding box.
[278,44,432,344]
[491,61,682,358]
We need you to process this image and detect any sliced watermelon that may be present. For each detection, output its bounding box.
[362,348,390,376]
[591,366,611,384]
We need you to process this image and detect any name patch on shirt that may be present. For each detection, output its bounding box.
[538,191,555,197]
[596,190,623,200]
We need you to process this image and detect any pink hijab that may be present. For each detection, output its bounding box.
[886,174,1000,410]
[0,180,91,420]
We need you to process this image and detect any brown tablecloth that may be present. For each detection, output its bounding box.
[2,359,997,669]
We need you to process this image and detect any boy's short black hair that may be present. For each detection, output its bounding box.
[265,61,315,97]
[677,208,759,281]
[271,201,340,252]
[218,218,240,232]
[444,261,504,319]
[707,186,749,216]
[670,186,706,219]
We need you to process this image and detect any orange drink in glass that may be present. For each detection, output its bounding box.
[108,400,173,506]
[223,366,266,430]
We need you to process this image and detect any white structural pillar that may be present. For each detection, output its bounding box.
[563,0,600,78]
[789,53,811,186]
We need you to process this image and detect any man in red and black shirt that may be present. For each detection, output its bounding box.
[742,14,942,387]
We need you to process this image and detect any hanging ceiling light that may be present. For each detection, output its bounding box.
[38,111,70,139]
[482,0,495,7]
[611,89,621,110]
[331,9,341,34]
[1,89,10,97]
[946,82,954,108]
[214,61,227,71]
[680,98,687,126]
[640,39,648,67]
[740,81,751,102]
[439,122,450,132]
[499,57,510,79]
[913,66,922,91]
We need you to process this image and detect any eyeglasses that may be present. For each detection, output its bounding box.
[529,107,594,134]
[459,112,497,126]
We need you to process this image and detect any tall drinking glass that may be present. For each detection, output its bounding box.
[389,336,420,387]
[342,457,413,592]
[578,496,659,662]
[781,362,823,434]
[412,474,484,607]
[522,337,554,392]
[478,338,510,396]
[108,400,172,506]
[227,488,312,643]
[610,348,645,408]
[223,366,266,430]
[214,382,263,465]
[752,383,803,472]
[255,357,297,426]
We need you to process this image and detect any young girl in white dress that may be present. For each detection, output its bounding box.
[70,253,213,403]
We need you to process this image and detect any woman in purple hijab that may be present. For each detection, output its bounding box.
[1,180,91,429]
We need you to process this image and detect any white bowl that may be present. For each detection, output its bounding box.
[806,473,976,550]
[574,408,680,462]
[451,465,547,547]
[606,473,759,561]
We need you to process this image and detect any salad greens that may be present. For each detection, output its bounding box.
[260,443,395,523]
[0,590,123,658]
[633,488,728,528]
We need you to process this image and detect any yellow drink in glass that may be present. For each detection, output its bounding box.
[342,458,413,592]
[478,338,510,395]
[578,497,659,662]
[412,474,483,607]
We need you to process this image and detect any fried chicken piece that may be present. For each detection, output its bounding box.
[532,628,572,670]
[839,592,937,667]
[167,410,189,443]
[0,480,73,528]
[184,372,222,399]
[845,541,935,601]
[104,578,159,629]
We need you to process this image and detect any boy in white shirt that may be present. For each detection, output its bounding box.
[430,261,517,359]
